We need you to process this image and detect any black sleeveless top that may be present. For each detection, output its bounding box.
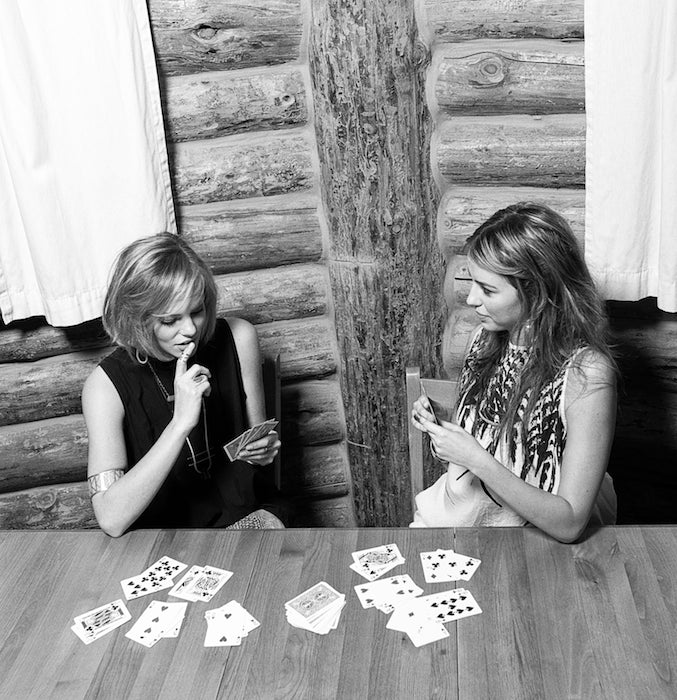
[99,319,287,528]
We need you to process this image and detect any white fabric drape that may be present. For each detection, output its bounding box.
[0,0,175,327]
[584,0,677,312]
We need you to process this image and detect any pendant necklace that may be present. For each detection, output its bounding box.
[147,360,213,478]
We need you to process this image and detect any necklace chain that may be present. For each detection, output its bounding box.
[147,360,213,478]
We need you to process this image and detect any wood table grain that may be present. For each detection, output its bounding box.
[0,526,675,700]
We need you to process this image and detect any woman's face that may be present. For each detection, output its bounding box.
[466,259,523,340]
[151,294,207,360]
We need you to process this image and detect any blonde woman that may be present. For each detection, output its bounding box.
[83,233,287,536]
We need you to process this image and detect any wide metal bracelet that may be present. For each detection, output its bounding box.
[88,469,124,497]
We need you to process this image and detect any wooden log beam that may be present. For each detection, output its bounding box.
[164,68,308,142]
[281,379,345,446]
[419,0,583,43]
[438,186,584,259]
[171,128,315,205]
[215,264,328,324]
[283,442,351,499]
[0,416,88,494]
[432,39,584,116]
[0,482,96,530]
[293,493,357,527]
[436,114,585,189]
[179,194,322,273]
[149,0,303,77]
[310,0,446,526]
[0,317,336,426]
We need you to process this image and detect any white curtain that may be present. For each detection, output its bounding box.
[584,0,677,312]
[0,0,175,327]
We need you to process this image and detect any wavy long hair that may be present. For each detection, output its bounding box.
[460,202,615,449]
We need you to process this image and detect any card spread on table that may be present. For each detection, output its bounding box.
[354,574,423,613]
[169,565,233,602]
[349,543,405,581]
[285,581,346,635]
[71,599,131,644]
[204,600,260,647]
[120,556,188,600]
[223,419,279,462]
[419,549,481,583]
[125,600,188,647]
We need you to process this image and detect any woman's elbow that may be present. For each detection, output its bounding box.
[93,502,128,538]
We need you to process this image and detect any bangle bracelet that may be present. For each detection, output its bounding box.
[88,469,124,497]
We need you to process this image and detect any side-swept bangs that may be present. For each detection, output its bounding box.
[102,233,217,359]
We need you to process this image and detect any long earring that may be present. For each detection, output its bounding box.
[135,349,148,365]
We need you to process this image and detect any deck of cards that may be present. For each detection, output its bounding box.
[223,418,279,461]
[419,548,481,583]
[204,600,260,647]
[125,600,188,647]
[71,599,131,645]
[349,543,405,581]
[285,581,346,634]
[169,565,233,602]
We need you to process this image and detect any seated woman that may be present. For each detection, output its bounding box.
[83,233,289,536]
[411,203,617,542]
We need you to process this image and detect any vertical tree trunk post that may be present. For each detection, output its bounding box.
[309,0,446,526]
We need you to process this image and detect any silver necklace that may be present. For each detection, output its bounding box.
[147,360,213,477]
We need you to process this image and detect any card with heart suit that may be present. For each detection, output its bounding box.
[349,544,405,581]
[419,549,481,583]
[169,565,233,602]
[71,599,131,644]
[120,556,188,600]
[204,600,260,647]
[125,600,188,647]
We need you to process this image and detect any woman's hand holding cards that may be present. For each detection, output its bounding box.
[237,430,280,466]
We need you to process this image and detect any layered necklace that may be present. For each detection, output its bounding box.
[147,359,213,478]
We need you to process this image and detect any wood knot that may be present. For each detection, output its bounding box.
[36,491,57,511]
[194,25,219,41]
[412,40,431,69]
[279,93,295,107]
[469,55,505,88]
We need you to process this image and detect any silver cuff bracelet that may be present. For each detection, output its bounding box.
[88,469,124,497]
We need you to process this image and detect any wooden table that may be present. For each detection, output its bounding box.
[0,526,675,699]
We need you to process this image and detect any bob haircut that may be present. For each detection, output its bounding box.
[461,202,615,452]
[102,233,217,359]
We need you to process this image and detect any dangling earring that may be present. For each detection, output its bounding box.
[135,349,148,365]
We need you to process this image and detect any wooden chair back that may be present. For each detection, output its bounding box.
[262,354,282,490]
[405,367,460,512]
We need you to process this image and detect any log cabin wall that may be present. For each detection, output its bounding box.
[418,0,677,524]
[0,0,357,528]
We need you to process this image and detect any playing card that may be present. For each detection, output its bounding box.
[405,619,450,647]
[350,544,405,581]
[420,549,481,583]
[204,600,260,647]
[418,588,483,624]
[120,556,188,600]
[353,574,423,612]
[223,419,279,461]
[71,599,131,644]
[125,600,188,647]
[169,565,233,602]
